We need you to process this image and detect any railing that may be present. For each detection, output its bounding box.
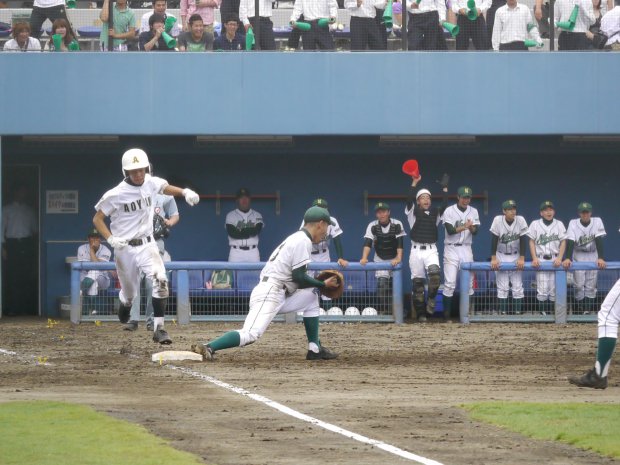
[70,261,404,324]
[458,261,620,324]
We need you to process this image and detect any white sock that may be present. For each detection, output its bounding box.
[154,317,164,332]
[308,342,319,353]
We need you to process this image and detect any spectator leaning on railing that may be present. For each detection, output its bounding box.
[140,0,181,36]
[78,228,112,315]
[600,0,620,49]
[2,22,41,51]
[405,0,448,50]
[345,0,386,50]
[139,13,176,50]
[45,18,80,51]
[555,0,596,49]
[29,0,74,40]
[239,0,277,50]
[214,15,245,50]
[99,0,136,51]
[290,0,339,50]
[492,0,542,50]
[452,0,490,49]
[178,13,214,50]
[180,0,219,34]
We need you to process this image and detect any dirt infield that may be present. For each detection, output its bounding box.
[0,318,618,465]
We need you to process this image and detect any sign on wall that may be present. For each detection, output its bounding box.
[46,190,79,214]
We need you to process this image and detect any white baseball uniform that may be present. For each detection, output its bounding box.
[442,204,481,298]
[226,208,263,262]
[490,215,529,299]
[236,230,320,347]
[94,174,169,307]
[405,203,442,280]
[77,243,112,296]
[567,217,606,300]
[364,218,406,278]
[597,227,620,340]
[300,216,343,263]
[528,218,567,301]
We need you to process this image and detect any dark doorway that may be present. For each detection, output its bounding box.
[2,165,40,317]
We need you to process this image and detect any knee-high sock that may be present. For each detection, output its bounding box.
[596,337,617,377]
[303,316,320,345]
[208,331,241,352]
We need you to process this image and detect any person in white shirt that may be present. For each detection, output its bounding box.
[452,0,491,49]
[492,0,542,50]
[2,22,42,52]
[239,0,276,50]
[290,0,339,49]
[405,0,448,49]
[345,0,387,50]
[78,229,112,314]
[29,0,75,40]
[226,188,264,262]
[555,0,596,49]
[140,0,182,36]
[600,0,620,49]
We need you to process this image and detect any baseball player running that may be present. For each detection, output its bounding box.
[569,227,619,390]
[405,174,449,322]
[528,201,567,316]
[360,202,406,314]
[442,186,480,317]
[490,200,529,315]
[191,206,340,361]
[93,148,200,344]
[226,188,264,262]
[562,202,606,315]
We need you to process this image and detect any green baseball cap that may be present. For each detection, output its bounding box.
[374,202,390,211]
[303,206,335,225]
[236,188,251,199]
[577,202,592,212]
[540,200,555,211]
[312,198,329,209]
[457,186,473,198]
[87,228,101,237]
[502,200,517,210]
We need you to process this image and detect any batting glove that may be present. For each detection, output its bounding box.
[183,188,200,206]
[107,235,128,249]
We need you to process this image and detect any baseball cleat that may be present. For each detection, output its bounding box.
[123,320,138,331]
[568,368,608,389]
[118,304,131,324]
[426,299,436,316]
[146,321,154,332]
[306,346,338,361]
[153,328,172,345]
[418,314,427,323]
[191,343,214,361]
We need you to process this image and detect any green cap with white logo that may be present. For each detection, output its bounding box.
[577,202,592,212]
[457,186,473,198]
[312,198,329,209]
[502,200,517,210]
[303,206,335,225]
[540,200,555,211]
[374,202,390,211]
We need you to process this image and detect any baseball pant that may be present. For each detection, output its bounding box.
[350,16,384,50]
[81,271,111,296]
[249,16,277,50]
[130,239,169,323]
[573,251,599,300]
[499,41,528,50]
[536,258,556,301]
[408,243,440,280]
[443,244,474,298]
[598,277,620,339]
[301,21,335,50]
[29,4,73,39]
[115,241,168,307]
[456,14,489,50]
[408,10,447,50]
[228,246,260,262]
[495,252,524,299]
[238,283,319,346]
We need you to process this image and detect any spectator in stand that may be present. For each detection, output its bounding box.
[393,0,403,30]
[405,0,448,49]
[140,0,181,36]
[290,0,338,50]
[220,0,243,35]
[486,0,506,48]
[140,13,177,50]
[600,0,620,49]
[179,13,214,50]
[180,0,219,33]
[492,0,542,50]
[44,18,80,51]
[214,14,245,50]
[287,14,305,49]
[29,0,75,40]
[99,0,136,51]
[239,0,277,50]
[78,228,112,314]
[2,22,41,51]
[374,1,389,49]
[345,0,386,50]
[555,0,595,49]
[452,0,490,49]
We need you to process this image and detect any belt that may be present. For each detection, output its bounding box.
[128,236,153,247]
[232,245,256,250]
[311,249,327,255]
[539,254,558,260]
[413,243,434,250]
[501,251,519,255]
[448,243,464,247]
[262,276,286,290]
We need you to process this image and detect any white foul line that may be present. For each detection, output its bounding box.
[167,365,445,465]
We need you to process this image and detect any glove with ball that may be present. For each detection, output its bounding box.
[316,269,345,300]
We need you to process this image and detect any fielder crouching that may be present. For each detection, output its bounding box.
[93,148,200,344]
[191,206,341,361]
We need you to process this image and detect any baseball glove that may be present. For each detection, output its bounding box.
[153,214,170,240]
[316,269,345,300]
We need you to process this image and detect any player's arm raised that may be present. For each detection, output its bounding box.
[163,185,200,206]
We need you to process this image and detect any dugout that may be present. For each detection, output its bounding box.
[0,52,619,318]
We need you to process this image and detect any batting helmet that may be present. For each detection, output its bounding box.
[122,148,150,176]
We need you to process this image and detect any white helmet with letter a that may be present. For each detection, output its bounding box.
[122,148,150,176]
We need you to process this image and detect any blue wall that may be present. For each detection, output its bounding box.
[1,53,620,136]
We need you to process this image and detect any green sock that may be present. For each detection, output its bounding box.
[513,298,523,315]
[443,296,452,315]
[303,316,320,345]
[596,337,617,377]
[498,298,508,314]
[81,277,94,293]
[208,331,241,352]
[585,297,597,313]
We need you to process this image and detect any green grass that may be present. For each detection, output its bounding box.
[463,402,620,459]
[0,401,204,465]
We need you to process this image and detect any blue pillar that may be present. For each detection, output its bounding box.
[393,266,404,324]
[70,265,81,324]
[459,269,470,324]
[176,269,191,325]
[555,269,567,324]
